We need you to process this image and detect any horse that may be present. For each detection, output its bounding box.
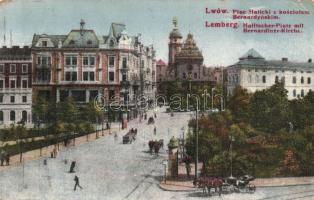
[193,177,224,196]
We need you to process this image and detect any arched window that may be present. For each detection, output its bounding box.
[10,111,15,121]
[87,40,92,45]
[256,75,259,83]
[22,110,27,122]
[293,76,297,84]
[308,77,311,84]
[301,89,305,97]
[275,76,279,83]
[69,40,75,45]
[247,75,252,83]
[109,40,114,48]
[293,89,296,97]
[301,76,304,84]
[262,75,266,83]
[0,111,3,122]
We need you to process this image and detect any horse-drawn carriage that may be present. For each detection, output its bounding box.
[122,128,137,144]
[193,175,256,196]
[148,139,164,155]
[147,117,155,125]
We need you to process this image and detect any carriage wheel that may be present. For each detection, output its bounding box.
[247,184,256,193]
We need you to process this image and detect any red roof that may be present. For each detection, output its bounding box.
[156,59,166,66]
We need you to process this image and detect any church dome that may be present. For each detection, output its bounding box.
[169,29,182,38]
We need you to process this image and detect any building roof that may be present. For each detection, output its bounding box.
[169,28,182,38]
[156,59,166,66]
[239,48,264,60]
[0,46,31,60]
[109,23,126,38]
[63,29,99,48]
[32,34,67,47]
[175,33,203,61]
[232,49,314,69]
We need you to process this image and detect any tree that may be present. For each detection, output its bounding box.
[250,82,290,133]
[227,86,251,123]
[10,123,28,163]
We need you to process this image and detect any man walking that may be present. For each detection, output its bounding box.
[73,175,83,191]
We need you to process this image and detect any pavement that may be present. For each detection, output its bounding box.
[159,162,314,192]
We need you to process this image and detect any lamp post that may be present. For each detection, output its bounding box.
[211,88,215,110]
[188,73,192,94]
[229,135,235,178]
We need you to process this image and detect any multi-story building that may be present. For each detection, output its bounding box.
[31,20,156,119]
[227,49,314,99]
[167,18,211,84]
[0,46,32,128]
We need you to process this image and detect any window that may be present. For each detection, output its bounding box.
[10,80,16,88]
[263,69,267,72]
[301,89,304,97]
[42,41,47,47]
[22,80,28,88]
[22,111,27,122]
[0,79,3,89]
[122,74,127,81]
[255,69,258,72]
[87,40,92,45]
[22,96,27,103]
[37,56,51,65]
[10,96,15,103]
[293,76,296,84]
[262,75,266,83]
[109,72,115,82]
[0,111,3,121]
[109,90,115,100]
[71,90,86,102]
[122,57,127,68]
[247,75,252,83]
[36,69,50,82]
[109,56,115,67]
[83,56,95,66]
[275,76,279,83]
[0,95,3,103]
[22,64,28,73]
[65,72,77,81]
[256,75,259,83]
[301,77,304,84]
[308,77,311,84]
[293,89,296,97]
[194,73,197,79]
[281,76,285,84]
[89,90,99,102]
[0,64,4,73]
[69,40,75,45]
[83,72,95,81]
[248,69,251,72]
[10,64,16,73]
[10,111,15,121]
[65,56,77,66]
[109,40,114,48]
[183,73,186,79]
[60,90,69,102]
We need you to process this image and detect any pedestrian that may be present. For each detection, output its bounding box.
[5,153,10,166]
[53,147,57,158]
[153,126,156,135]
[0,150,5,166]
[114,132,118,142]
[69,161,76,173]
[73,175,83,191]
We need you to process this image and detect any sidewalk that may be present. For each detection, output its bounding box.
[159,162,314,192]
[0,127,118,172]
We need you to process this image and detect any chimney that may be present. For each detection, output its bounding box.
[2,46,7,48]
[12,45,19,49]
[282,57,288,62]
[308,58,312,63]
[23,46,29,49]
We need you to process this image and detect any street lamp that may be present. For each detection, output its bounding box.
[229,135,235,178]
[211,88,215,110]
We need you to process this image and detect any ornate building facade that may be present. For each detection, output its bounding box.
[31,20,156,119]
[167,18,210,83]
[0,46,32,128]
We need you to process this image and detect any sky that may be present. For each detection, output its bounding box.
[0,0,314,66]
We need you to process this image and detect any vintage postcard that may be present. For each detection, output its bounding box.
[0,0,314,199]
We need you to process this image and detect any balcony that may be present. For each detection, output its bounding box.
[120,80,130,87]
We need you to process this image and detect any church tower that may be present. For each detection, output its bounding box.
[168,17,182,66]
